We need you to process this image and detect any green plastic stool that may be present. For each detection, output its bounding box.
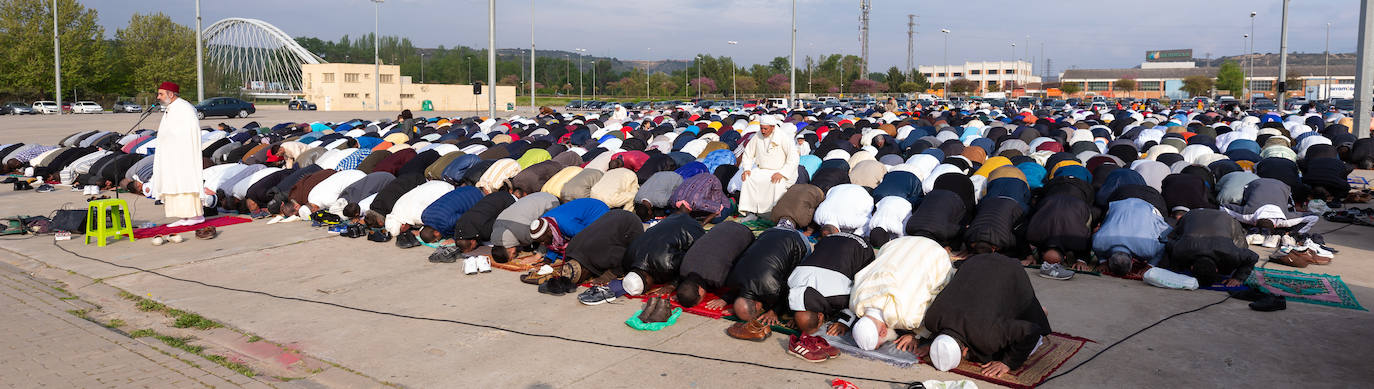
[85,198,135,247]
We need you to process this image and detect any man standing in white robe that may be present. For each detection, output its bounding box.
[150,82,205,227]
[738,115,798,220]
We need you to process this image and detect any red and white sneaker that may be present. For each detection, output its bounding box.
[787,334,827,362]
[809,335,840,359]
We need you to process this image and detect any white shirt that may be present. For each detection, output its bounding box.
[231,167,282,199]
[384,181,454,234]
[307,170,367,207]
[314,148,355,171]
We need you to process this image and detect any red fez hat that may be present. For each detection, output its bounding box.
[158,82,180,93]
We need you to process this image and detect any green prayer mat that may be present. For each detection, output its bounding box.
[1246,268,1365,311]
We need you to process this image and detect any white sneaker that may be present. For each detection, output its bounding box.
[463,257,479,275]
[1262,234,1280,248]
[475,256,491,273]
[265,215,285,224]
[281,215,301,223]
[1246,234,1265,245]
[1281,234,1297,247]
[151,235,166,246]
[1305,239,1334,259]
[168,234,184,243]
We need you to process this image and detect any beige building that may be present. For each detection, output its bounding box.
[300,63,515,112]
[918,60,1042,92]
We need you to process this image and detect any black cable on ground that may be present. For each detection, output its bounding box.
[50,241,914,386]
[1038,295,1231,386]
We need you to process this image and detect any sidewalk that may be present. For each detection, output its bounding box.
[0,262,264,389]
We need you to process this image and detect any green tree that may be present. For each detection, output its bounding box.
[948,79,977,95]
[898,81,922,93]
[115,13,196,100]
[1283,70,1304,97]
[986,82,1001,92]
[1060,82,1081,96]
[884,66,906,92]
[909,71,931,93]
[1114,78,1137,98]
[1181,75,1215,97]
[1215,61,1243,95]
[0,0,109,99]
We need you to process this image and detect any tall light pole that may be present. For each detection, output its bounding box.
[1249,11,1257,106]
[1354,0,1374,138]
[195,0,203,102]
[789,0,796,108]
[591,60,597,102]
[645,48,651,101]
[728,41,738,102]
[420,53,425,83]
[1243,34,1249,101]
[696,54,702,99]
[575,48,586,106]
[1326,22,1332,101]
[467,56,472,84]
[52,0,61,116]
[941,29,950,98]
[683,55,690,99]
[1277,0,1291,108]
[529,0,536,109]
[1010,42,1016,93]
[372,0,383,111]
[487,0,495,118]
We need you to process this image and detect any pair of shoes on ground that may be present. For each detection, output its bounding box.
[578,285,620,305]
[787,334,840,362]
[537,276,576,296]
[150,234,185,246]
[636,296,673,323]
[1229,287,1287,312]
[1038,262,1075,280]
[463,255,491,275]
[520,264,556,285]
[194,227,218,240]
[727,319,773,341]
[1270,245,1331,267]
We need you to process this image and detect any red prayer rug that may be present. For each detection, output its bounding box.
[132,216,251,239]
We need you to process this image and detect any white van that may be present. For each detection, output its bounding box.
[766,98,788,109]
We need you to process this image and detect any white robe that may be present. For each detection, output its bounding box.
[150,98,203,198]
[738,126,799,214]
[849,236,954,336]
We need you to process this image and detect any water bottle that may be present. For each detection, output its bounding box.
[1142,267,1199,290]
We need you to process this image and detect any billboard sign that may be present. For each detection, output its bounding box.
[1146,49,1193,62]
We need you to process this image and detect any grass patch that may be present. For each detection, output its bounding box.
[132,328,256,378]
[247,335,262,343]
[106,318,126,328]
[117,291,138,300]
[172,312,220,330]
[65,309,89,319]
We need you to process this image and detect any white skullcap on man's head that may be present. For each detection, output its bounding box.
[852,316,881,350]
[622,271,644,296]
[758,115,782,127]
[930,334,961,372]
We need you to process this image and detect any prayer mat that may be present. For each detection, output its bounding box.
[489,252,549,273]
[132,216,250,239]
[948,333,1092,389]
[818,332,1092,389]
[1246,268,1366,311]
[722,315,798,336]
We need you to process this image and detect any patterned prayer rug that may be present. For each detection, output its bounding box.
[1247,268,1365,311]
[819,331,1091,389]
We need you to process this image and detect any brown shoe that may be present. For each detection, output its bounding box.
[638,298,657,323]
[646,297,673,323]
[726,319,771,341]
[1295,248,1330,265]
[1270,251,1310,268]
[194,226,218,240]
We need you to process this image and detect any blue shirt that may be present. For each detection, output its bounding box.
[1093,198,1171,265]
[420,186,484,237]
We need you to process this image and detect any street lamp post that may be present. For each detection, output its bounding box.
[789,0,796,108]
[1243,34,1249,101]
[941,29,950,98]
[591,61,597,102]
[487,0,495,118]
[373,0,383,112]
[1010,42,1016,93]
[530,0,535,110]
[728,41,738,102]
[52,0,61,116]
[646,48,651,101]
[195,0,203,102]
[696,54,702,99]
[420,53,425,83]
[467,56,472,84]
[1249,11,1257,106]
[1326,22,1332,101]
[576,48,586,107]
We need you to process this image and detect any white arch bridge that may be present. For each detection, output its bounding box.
[203,18,325,99]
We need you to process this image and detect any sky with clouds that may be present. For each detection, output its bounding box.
[88,0,1364,74]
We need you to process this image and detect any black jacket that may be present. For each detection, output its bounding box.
[905,189,967,243]
[567,210,644,278]
[922,253,1050,370]
[452,192,517,241]
[1166,208,1258,285]
[679,221,755,288]
[623,213,705,283]
[963,196,1025,250]
[1025,194,1092,254]
[726,228,811,306]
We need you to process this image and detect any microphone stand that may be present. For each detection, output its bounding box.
[122,104,159,136]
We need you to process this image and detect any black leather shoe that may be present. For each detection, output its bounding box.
[1249,295,1287,312]
[1228,287,1268,302]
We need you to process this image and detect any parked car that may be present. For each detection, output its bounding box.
[32,101,58,114]
[1251,97,1278,112]
[194,97,255,119]
[60,102,72,113]
[2,102,34,115]
[72,101,102,114]
[287,99,317,110]
[112,101,142,113]
[1331,98,1355,112]
[565,100,583,109]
